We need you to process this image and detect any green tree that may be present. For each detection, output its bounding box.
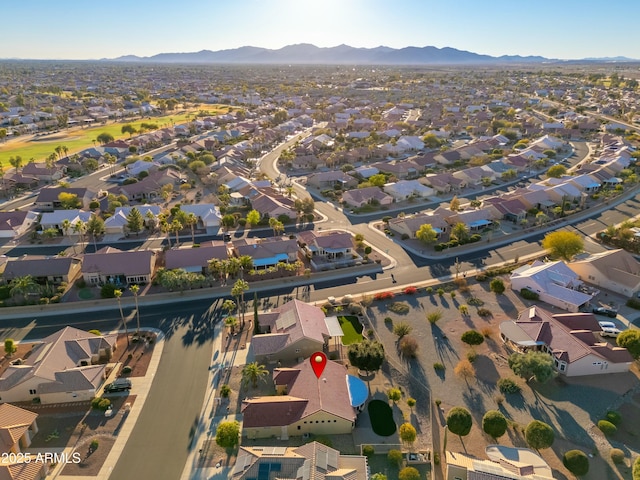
[87,214,105,251]
[387,449,403,467]
[269,217,285,237]
[9,275,39,302]
[215,420,240,448]
[4,338,17,357]
[347,340,385,373]
[490,278,505,294]
[96,132,114,145]
[633,455,640,480]
[9,155,23,173]
[224,315,239,335]
[546,164,567,178]
[617,330,640,359]
[126,207,144,236]
[221,214,235,231]
[121,124,137,137]
[542,231,584,261]
[461,330,484,346]
[449,195,461,211]
[369,173,387,187]
[387,388,401,403]
[525,420,555,450]
[399,422,417,445]
[482,410,508,439]
[58,192,81,209]
[446,407,472,439]
[416,224,438,244]
[246,209,261,227]
[398,467,420,480]
[241,362,268,388]
[508,351,554,383]
[563,450,589,476]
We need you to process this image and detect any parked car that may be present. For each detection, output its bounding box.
[592,306,617,318]
[598,321,621,338]
[104,378,132,393]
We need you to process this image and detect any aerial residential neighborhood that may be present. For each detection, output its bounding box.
[3,6,640,480]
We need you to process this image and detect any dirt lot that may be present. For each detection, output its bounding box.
[366,276,640,480]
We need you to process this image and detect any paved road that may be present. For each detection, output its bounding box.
[109,321,213,480]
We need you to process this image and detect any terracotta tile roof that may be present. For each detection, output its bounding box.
[81,247,155,276]
[0,404,38,454]
[164,244,228,270]
[241,396,308,427]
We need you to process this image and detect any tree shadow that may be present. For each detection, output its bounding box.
[462,387,486,421]
[431,323,459,363]
[474,355,500,395]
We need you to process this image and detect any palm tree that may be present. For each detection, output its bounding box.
[130,284,141,335]
[222,299,236,317]
[170,219,183,247]
[185,213,198,244]
[145,210,157,232]
[241,362,268,388]
[231,279,250,329]
[9,275,39,303]
[73,219,87,253]
[86,214,105,252]
[224,315,239,335]
[114,289,129,347]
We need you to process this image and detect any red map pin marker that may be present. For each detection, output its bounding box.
[310,351,327,379]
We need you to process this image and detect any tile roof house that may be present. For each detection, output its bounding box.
[241,358,359,439]
[383,180,434,201]
[81,246,156,286]
[104,205,162,234]
[34,187,94,212]
[21,162,64,182]
[446,446,554,480]
[297,230,361,271]
[251,300,331,364]
[2,255,82,286]
[180,203,221,229]
[232,442,368,480]
[0,326,117,404]
[387,212,449,239]
[569,249,640,298]
[233,237,299,270]
[306,171,358,190]
[39,209,92,231]
[510,260,595,312]
[341,186,393,208]
[0,404,47,480]
[0,211,38,239]
[500,306,633,376]
[164,242,228,274]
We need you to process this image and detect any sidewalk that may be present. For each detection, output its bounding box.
[47,328,165,480]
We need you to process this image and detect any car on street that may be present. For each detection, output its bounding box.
[592,306,617,318]
[104,378,132,393]
[598,321,621,338]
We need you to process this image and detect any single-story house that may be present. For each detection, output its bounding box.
[306,171,358,190]
[383,180,434,201]
[232,442,368,480]
[241,358,362,439]
[233,237,299,269]
[387,212,449,239]
[2,256,82,286]
[0,211,38,238]
[0,404,47,480]
[22,162,64,182]
[104,206,162,234]
[39,209,92,232]
[341,186,393,208]
[446,446,554,480]
[510,260,595,312]
[0,326,117,404]
[569,249,640,298]
[81,246,156,286]
[35,187,94,211]
[164,242,228,274]
[179,203,221,229]
[500,306,633,376]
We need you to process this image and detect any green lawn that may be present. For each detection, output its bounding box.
[367,400,396,436]
[0,105,232,167]
[338,315,363,345]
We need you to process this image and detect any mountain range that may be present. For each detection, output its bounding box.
[109,43,553,65]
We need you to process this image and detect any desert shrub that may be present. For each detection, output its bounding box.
[374,291,395,301]
[384,317,393,325]
[393,322,412,337]
[402,286,418,295]
[520,288,539,300]
[477,307,492,317]
[563,450,589,476]
[468,297,484,306]
[50,295,61,303]
[480,326,493,337]
[220,384,231,398]
[425,287,433,294]
[498,378,521,394]
[490,278,506,294]
[610,448,625,464]
[426,309,443,324]
[90,439,99,450]
[626,297,640,310]
[398,466,420,480]
[433,362,445,371]
[399,336,419,358]
[362,445,375,457]
[436,288,445,296]
[461,330,484,346]
[121,366,132,374]
[387,449,403,466]
[598,420,617,436]
[91,397,111,411]
[101,283,117,298]
[476,273,487,281]
[605,410,622,426]
[388,302,410,314]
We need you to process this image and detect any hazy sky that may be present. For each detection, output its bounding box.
[2,0,640,60]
